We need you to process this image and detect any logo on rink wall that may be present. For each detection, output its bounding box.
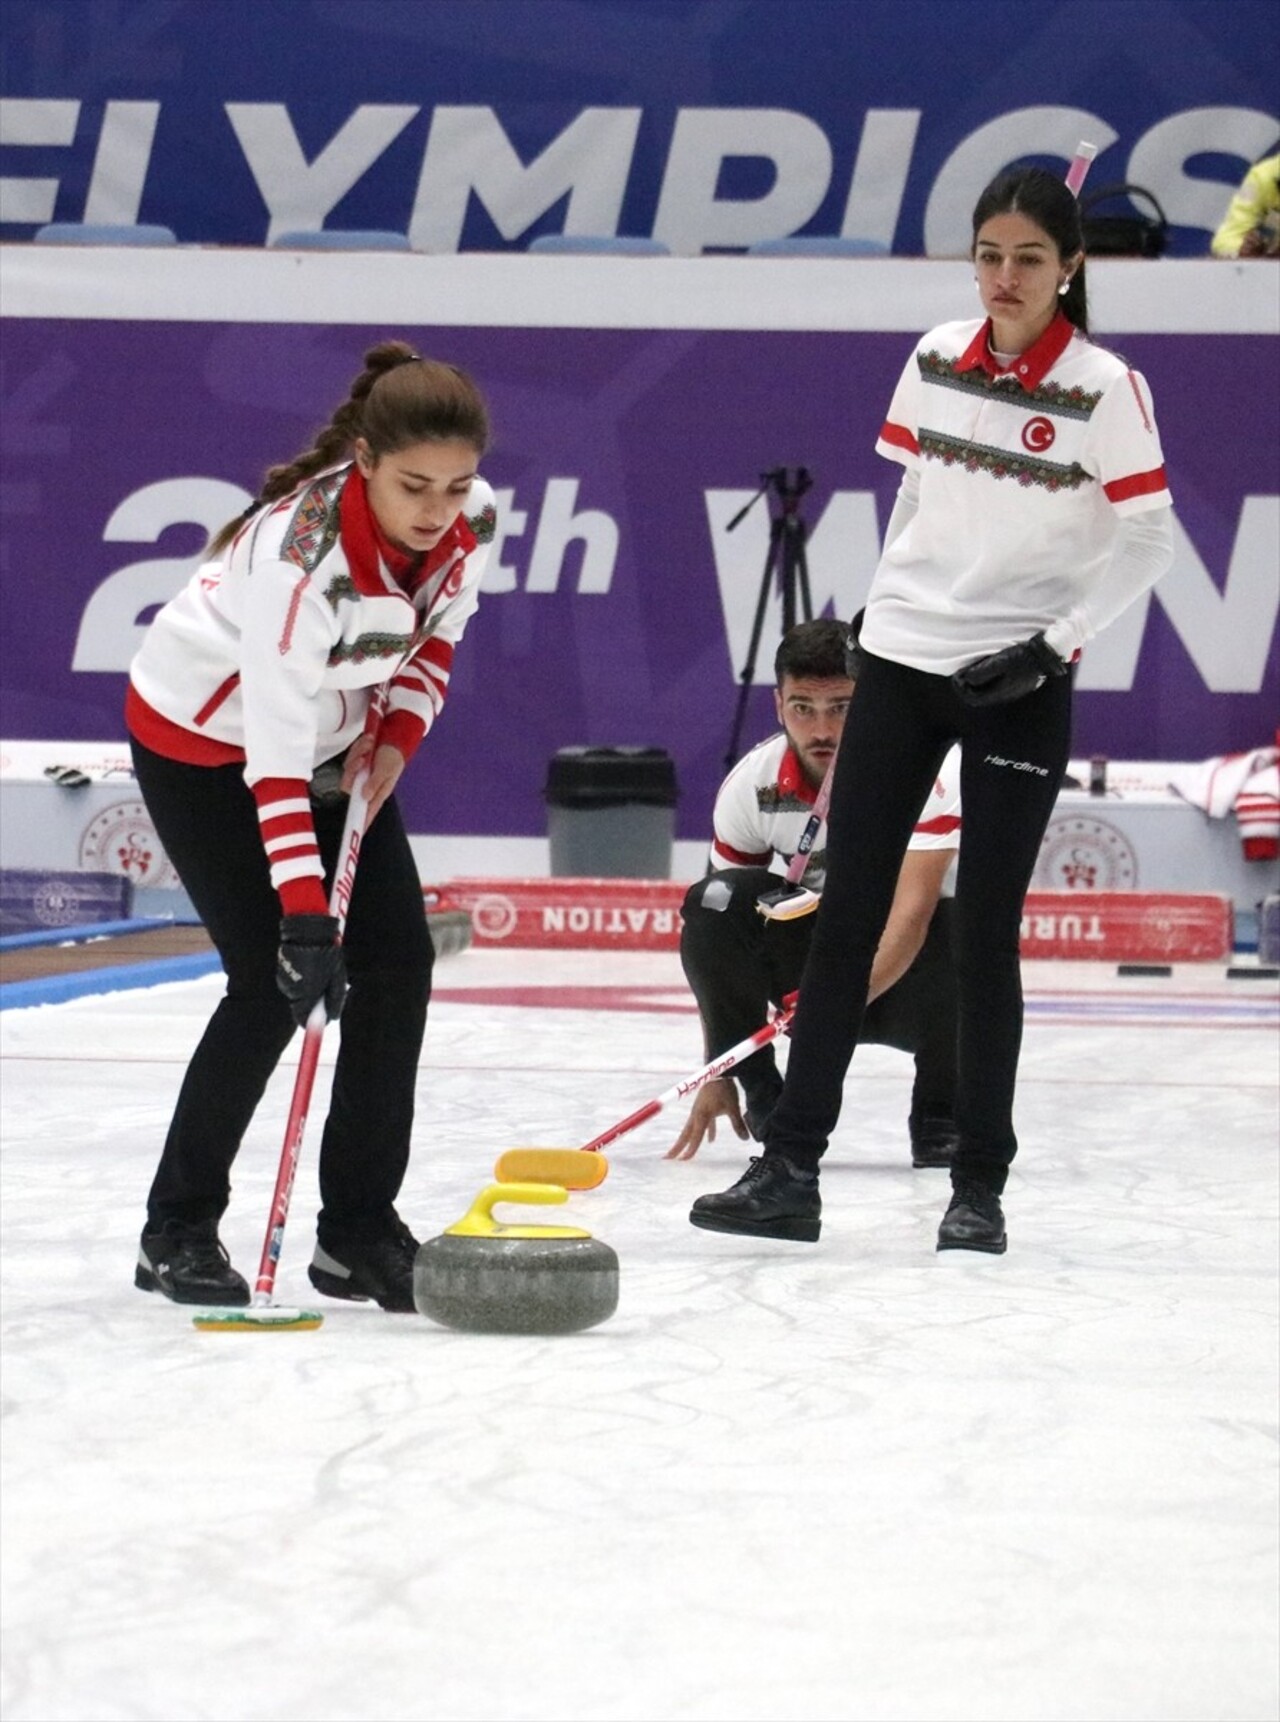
[78,801,178,888]
[441,879,684,949]
[1019,891,1231,960]
[469,893,520,941]
[1033,817,1139,891]
[30,878,97,929]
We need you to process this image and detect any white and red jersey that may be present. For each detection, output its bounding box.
[709,732,961,889]
[863,311,1172,674]
[127,463,495,911]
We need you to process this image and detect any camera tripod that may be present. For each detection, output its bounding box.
[724,466,815,769]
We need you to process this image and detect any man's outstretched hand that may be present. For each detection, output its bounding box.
[664,1078,749,1161]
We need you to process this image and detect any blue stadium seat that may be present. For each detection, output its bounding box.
[34,223,178,246]
[269,229,412,251]
[747,236,890,256]
[527,234,671,255]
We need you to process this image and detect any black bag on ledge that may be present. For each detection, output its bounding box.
[1079,183,1169,258]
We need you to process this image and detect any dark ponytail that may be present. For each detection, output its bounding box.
[972,166,1090,335]
[207,340,490,556]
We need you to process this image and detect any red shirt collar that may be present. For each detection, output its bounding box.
[778,744,818,806]
[338,465,478,596]
[953,309,1077,390]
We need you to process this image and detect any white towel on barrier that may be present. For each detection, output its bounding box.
[1171,743,1280,862]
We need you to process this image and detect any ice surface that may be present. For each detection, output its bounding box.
[2,950,1277,1722]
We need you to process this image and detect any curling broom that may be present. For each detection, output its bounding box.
[1065,140,1098,198]
[755,745,837,923]
[194,688,388,1332]
[493,997,797,1190]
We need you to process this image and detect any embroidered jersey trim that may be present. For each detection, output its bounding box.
[918,430,1092,492]
[280,471,345,572]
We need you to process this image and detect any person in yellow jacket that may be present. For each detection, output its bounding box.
[1211,152,1280,257]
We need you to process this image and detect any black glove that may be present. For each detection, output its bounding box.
[276,914,347,1027]
[950,632,1068,707]
[844,607,866,680]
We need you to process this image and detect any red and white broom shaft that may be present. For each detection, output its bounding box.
[577,1001,797,1155]
[251,688,388,1306]
[784,749,836,885]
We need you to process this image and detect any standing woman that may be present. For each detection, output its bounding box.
[691,165,1174,1253]
[128,341,496,1309]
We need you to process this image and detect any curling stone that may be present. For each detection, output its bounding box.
[413,1183,619,1335]
[425,906,473,959]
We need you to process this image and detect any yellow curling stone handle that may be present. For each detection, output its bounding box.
[446,1182,591,1241]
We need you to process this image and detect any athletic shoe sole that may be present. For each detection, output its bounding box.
[134,1261,250,1305]
[688,1209,821,1243]
[308,1254,417,1313]
[306,1264,374,1303]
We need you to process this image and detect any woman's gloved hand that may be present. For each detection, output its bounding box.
[276,914,347,1026]
[951,632,1068,707]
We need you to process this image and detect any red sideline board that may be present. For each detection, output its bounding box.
[1019,891,1231,960]
[426,878,683,951]
[427,880,1233,962]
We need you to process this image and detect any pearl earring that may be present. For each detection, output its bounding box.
[1058,280,1070,296]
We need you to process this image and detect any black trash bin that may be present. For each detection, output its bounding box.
[544,746,679,878]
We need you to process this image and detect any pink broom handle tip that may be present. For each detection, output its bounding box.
[1065,141,1098,198]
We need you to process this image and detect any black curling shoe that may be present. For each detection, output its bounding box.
[937,1179,1007,1254]
[690,1154,821,1242]
[308,1215,421,1312]
[135,1219,250,1305]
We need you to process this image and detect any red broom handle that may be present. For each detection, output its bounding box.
[784,750,836,886]
[250,688,388,1306]
[577,1001,796,1155]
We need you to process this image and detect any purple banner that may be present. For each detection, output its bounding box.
[2,0,1275,257]
[1,318,1276,839]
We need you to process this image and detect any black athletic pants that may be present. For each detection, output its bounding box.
[763,648,1072,1194]
[680,868,957,1127]
[130,740,432,1244]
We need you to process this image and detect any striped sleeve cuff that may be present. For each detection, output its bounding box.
[386,636,456,749]
[252,777,327,912]
[877,420,920,459]
[1102,465,1168,507]
[379,708,427,764]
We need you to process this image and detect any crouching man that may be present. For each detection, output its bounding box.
[668,617,961,1166]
